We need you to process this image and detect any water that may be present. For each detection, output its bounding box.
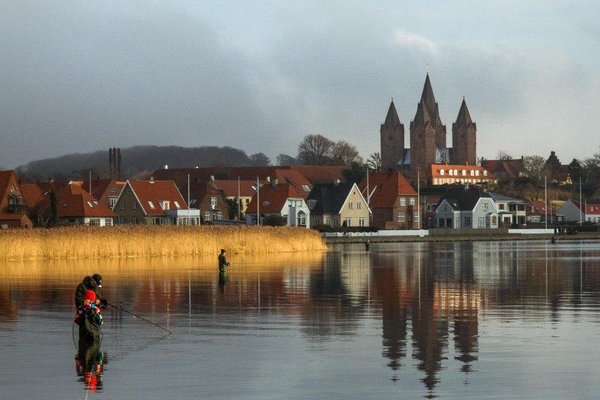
[2,240,600,399]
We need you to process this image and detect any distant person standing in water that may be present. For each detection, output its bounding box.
[218,249,230,272]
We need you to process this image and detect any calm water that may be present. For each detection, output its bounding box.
[2,240,600,399]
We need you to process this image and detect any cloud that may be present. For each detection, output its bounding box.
[394,30,437,55]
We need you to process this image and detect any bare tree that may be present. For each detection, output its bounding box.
[249,153,271,166]
[366,152,382,171]
[276,154,299,166]
[297,134,335,165]
[330,141,363,165]
[497,151,513,161]
[522,155,546,183]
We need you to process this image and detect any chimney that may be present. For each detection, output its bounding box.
[164,164,169,170]
[266,176,271,183]
[150,176,154,183]
[210,175,215,181]
[109,148,113,178]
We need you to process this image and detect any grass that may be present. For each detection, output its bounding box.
[0,225,328,261]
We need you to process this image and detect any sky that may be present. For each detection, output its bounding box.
[1,0,600,168]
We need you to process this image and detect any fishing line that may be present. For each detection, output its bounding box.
[108,302,173,335]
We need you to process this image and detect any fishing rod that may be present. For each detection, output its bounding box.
[107,302,173,335]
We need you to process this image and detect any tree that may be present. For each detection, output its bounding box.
[522,155,546,183]
[342,161,367,184]
[249,153,271,166]
[497,151,513,161]
[366,152,382,172]
[330,141,363,165]
[276,154,300,166]
[297,134,335,165]
[568,159,583,185]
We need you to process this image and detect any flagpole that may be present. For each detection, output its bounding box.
[256,176,260,226]
[237,176,241,221]
[544,175,547,230]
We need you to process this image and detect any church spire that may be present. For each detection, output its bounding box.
[413,73,442,126]
[455,97,473,126]
[383,99,401,127]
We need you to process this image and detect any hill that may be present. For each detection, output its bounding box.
[17,145,271,181]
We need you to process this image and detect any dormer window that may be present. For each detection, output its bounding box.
[174,201,181,209]
[161,201,170,210]
[148,201,155,209]
[440,169,445,175]
[462,170,467,176]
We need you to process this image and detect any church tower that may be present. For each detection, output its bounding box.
[409,74,447,173]
[451,98,477,165]
[380,100,405,171]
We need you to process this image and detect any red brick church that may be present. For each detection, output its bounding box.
[380,74,477,175]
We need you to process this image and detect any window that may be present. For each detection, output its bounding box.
[464,216,471,227]
[162,201,170,210]
[205,211,211,221]
[298,211,307,226]
[478,217,484,228]
[133,201,137,210]
[345,218,351,226]
[414,212,419,222]
[397,212,405,222]
[132,217,138,224]
[400,198,406,207]
[440,169,445,175]
[120,202,125,210]
[148,201,155,209]
[491,215,497,225]
[359,218,365,227]
[325,218,331,226]
[483,202,489,211]
[174,201,181,208]
[409,197,415,206]
[348,202,353,210]
[439,218,445,227]
[109,198,117,208]
[499,204,505,210]
[357,202,361,209]
[210,197,217,209]
[89,218,101,226]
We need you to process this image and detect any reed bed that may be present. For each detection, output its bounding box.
[0,225,328,261]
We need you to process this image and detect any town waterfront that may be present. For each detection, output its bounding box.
[2,240,600,399]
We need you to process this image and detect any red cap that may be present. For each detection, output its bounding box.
[84,290,96,302]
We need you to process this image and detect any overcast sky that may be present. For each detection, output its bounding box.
[1,0,599,168]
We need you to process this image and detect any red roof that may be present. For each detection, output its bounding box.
[569,199,600,215]
[20,183,47,209]
[56,184,116,218]
[246,183,304,214]
[359,171,416,208]
[290,166,347,185]
[0,170,15,200]
[213,179,257,197]
[127,180,187,216]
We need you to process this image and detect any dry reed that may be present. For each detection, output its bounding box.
[0,225,328,261]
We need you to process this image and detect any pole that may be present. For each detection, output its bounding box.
[366,167,370,206]
[237,176,241,221]
[256,176,260,226]
[417,170,421,230]
[544,175,548,230]
[89,170,92,194]
[579,177,583,226]
[107,302,172,335]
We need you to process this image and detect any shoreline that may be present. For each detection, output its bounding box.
[324,232,600,244]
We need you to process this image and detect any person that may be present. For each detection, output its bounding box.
[76,289,104,343]
[75,274,107,309]
[218,249,230,272]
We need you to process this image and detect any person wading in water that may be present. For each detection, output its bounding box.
[218,249,231,272]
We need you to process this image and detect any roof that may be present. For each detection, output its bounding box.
[55,184,116,218]
[307,182,355,214]
[359,171,416,208]
[0,213,29,221]
[429,164,495,180]
[382,100,402,127]
[438,185,492,211]
[455,98,474,126]
[567,199,600,215]
[127,180,188,216]
[413,74,443,127]
[481,159,524,180]
[213,179,256,197]
[0,170,16,201]
[79,179,125,200]
[246,183,305,214]
[488,192,525,203]
[20,183,46,209]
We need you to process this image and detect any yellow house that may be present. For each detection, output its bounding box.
[307,181,371,228]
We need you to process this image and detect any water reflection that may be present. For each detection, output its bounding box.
[75,339,106,392]
[2,241,600,399]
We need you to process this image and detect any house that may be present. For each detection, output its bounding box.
[76,179,126,209]
[21,182,116,227]
[428,164,496,186]
[0,170,31,229]
[434,185,499,229]
[213,179,257,218]
[113,180,199,225]
[359,171,418,230]
[481,159,525,182]
[307,181,370,228]
[558,199,600,223]
[190,180,231,223]
[246,181,310,228]
[488,192,527,226]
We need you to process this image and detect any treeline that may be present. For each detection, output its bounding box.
[17,145,271,181]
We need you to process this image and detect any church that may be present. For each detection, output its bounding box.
[380,74,477,175]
